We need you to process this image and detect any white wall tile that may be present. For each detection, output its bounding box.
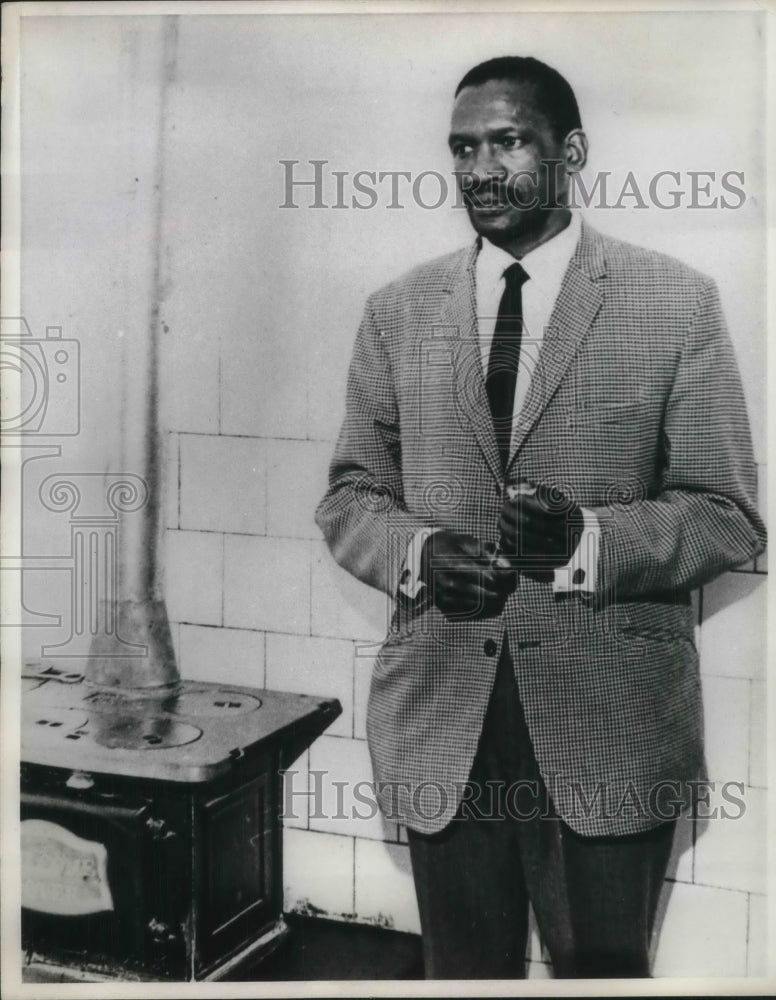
[353,651,374,740]
[756,462,767,572]
[282,749,310,831]
[754,464,767,569]
[693,786,766,895]
[169,620,180,664]
[526,906,543,963]
[167,317,220,434]
[691,588,701,652]
[283,828,354,918]
[164,529,222,626]
[265,633,354,738]
[179,623,265,688]
[20,568,74,660]
[306,327,348,443]
[652,882,748,977]
[311,540,390,642]
[309,735,396,842]
[749,680,766,789]
[179,434,266,535]
[223,535,310,634]
[526,961,553,980]
[354,838,421,934]
[700,573,766,679]
[266,438,331,539]
[746,892,768,977]
[667,815,695,884]
[701,675,750,784]
[221,334,308,440]
[165,432,179,529]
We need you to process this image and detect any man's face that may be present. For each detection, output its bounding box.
[449,79,571,247]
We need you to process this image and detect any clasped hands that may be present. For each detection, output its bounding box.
[419,483,584,621]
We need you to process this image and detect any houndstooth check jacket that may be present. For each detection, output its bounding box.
[315,219,766,837]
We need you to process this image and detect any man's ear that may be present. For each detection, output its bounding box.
[564,129,588,174]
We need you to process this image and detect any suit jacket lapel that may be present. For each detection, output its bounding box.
[508,221,606,466]
[437,221,607,483]
[438,240,504,484]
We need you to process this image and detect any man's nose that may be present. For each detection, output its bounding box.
[470,143,506,186]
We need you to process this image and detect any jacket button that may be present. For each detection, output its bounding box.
[483,638,498,657]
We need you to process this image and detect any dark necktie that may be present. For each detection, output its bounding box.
[486,262,530,472]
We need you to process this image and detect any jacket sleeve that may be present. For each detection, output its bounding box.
[315,298,428,597]
[590,277,766,601]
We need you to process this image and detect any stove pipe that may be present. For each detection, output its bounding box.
[84,309,179,692]
[84,310,179,692]
[85,18,179,692]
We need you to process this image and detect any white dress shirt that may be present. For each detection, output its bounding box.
[477,211,582,423]
[401,212,599,598]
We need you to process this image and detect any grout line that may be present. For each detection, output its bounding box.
[220,533,225,627]
[169,530,325,551]
[747,679,754,789]
[263,440,270,537]
[351,641,357,740]
[313,731,367,742]
[352,834,357,915]
[172,429,333,443]
[305,748,311,831]
[309,539,314,637]
[164,525,323,540]
[175,431,181,529]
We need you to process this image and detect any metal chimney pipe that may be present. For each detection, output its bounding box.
[85,18,179,692]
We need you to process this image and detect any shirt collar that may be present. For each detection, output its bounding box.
[477,211,582,289]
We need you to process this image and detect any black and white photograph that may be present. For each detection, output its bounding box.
[1,1,772,994]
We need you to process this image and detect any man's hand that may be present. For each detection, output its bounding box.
[420,529,516,621]
[498,483,584,582]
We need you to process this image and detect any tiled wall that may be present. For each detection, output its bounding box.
[154,15,771,981]
[19,12,767,980]
[165,430,767,978]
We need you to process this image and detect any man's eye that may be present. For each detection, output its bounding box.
[500,136,519,149]
[453,144,474,158]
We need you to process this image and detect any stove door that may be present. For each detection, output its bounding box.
[195,768,278,974]
[21,785,157,975]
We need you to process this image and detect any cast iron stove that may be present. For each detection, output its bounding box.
[21,662,341,982]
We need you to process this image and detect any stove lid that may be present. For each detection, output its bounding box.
[21,675,341,783]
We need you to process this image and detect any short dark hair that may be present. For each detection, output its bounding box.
[455,56,582,140]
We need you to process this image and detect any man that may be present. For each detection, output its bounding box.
[315,56,765,978]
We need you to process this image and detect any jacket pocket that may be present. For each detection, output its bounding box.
[576,400,647,425]
[614,597,695,642]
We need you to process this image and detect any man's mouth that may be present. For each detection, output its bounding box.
[466,191,509,213]
[472,202,507,213]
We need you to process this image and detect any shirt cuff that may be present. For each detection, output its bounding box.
[552,508,599,593]
[398,527,439,599]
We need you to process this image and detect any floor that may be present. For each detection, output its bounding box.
[230,913,424,981]
[22,914,425,983]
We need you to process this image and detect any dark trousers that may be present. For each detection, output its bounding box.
[407,640,675,979]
